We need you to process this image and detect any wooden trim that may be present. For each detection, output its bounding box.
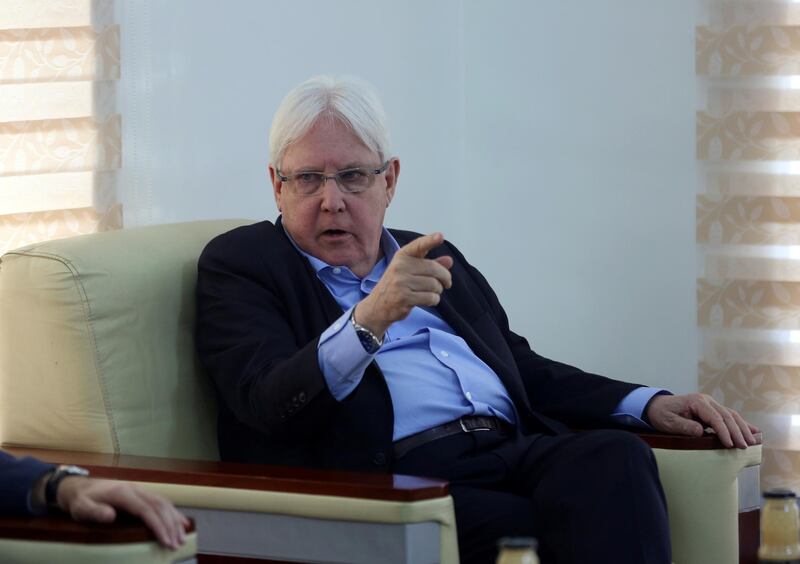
[0,513,195,544]
[571,429,763,451]
[635,432,763,451]
[739,508,759,564]
[2,447,449,502]
[197,556,288,564]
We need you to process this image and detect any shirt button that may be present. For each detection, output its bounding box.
[373,452,387,466]
[333,267,342,274]
[440,350,449,357]
[466,392,472,400]
[334,322,341,330]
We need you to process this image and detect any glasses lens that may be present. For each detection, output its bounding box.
[293,172,323,195]
[337,168,373,192]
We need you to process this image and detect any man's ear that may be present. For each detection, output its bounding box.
[269,165,283,211]
[384,157,400,207]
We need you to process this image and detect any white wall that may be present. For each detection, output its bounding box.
[117,0,464,234]
[459,2,697,392]
[117,0,697,393]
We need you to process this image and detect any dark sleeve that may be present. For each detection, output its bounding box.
[446,242,641,427]
[195,231,339,440]
[0,451,54,516]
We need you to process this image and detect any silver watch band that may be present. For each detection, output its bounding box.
[350,309,383,353]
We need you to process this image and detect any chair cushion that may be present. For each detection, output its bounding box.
[0,220,250,459]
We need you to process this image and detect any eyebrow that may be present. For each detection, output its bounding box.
[340,162,367,170]
[293,162,368,173]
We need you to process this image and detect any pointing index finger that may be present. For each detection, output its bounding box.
[400,232,445,259]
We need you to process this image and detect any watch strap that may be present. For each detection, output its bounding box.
[45,465,90,508]
[350,310,383,354]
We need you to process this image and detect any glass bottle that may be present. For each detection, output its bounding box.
[496,537,539,564]
[759,489,800,563]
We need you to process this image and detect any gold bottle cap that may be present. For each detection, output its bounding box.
[497,537,538,551]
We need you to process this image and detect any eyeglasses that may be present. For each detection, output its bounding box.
[276,161,390,196]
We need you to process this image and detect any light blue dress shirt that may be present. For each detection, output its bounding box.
[289,229,663,441]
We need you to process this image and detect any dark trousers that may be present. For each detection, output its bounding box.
[392,428,671,564]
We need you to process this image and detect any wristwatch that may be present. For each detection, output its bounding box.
[45,465,90,508]
[350,310,383,354]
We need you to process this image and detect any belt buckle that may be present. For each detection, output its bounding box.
[460,418,492,433]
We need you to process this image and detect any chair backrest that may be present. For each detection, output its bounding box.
[0,220,251,459]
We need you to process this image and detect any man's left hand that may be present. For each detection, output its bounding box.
[646,393,761,449]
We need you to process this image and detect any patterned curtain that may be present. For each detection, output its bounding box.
[0,0,121,255]
[697,0,800,492]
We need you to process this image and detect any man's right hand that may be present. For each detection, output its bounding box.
[354,232,453,338]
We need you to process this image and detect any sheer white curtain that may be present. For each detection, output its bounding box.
[0,0,121,254]
[697,0,800,491]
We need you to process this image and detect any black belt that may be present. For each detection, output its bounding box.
[393,416,513,459]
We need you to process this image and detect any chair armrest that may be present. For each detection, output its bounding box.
[627,433,763,564]
[635,431,763,451]
[1,446,459,564]
[0,446,448,501]
[0,513,196,544]
[0,513,197,564]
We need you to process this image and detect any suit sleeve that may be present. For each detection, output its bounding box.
[195,232,340,440]
[445,242,642,427]
[0,451,54,516]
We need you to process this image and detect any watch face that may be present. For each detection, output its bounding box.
[356,329,378,353]
[355,327,380,353]
[350,314,382,354]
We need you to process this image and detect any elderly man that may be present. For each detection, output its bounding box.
[196,75,758,564]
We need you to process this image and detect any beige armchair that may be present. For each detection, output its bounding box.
[0,220,761,563]
[0,513,197,564]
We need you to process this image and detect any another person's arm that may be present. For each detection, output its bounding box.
[42,471,188,549]
[0,451,53,516]
[1,452,188,549]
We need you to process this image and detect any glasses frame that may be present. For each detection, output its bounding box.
[276,161,391,196]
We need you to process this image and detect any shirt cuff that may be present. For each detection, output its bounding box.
[24,461,55,516]
[610,386,671,429]
[317,307,376,401]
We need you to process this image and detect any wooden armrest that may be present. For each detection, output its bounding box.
[0,513,195,544]
[1,446,449,502]
[634,431,763,450]
[571,428,763,451]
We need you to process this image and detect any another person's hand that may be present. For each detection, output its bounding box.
[56,477,189,549]
[646,393,761,449]
[354,232,453,337]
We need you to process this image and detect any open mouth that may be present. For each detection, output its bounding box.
[322,229,349,238]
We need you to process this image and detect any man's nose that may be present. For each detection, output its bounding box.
[319,177,345,212]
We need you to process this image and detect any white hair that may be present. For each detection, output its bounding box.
[269,75,391,169]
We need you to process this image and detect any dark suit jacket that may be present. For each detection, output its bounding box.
[0,451,53,515]
[195,218,641,472]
